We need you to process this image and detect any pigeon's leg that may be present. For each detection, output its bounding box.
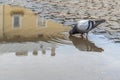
[80,33,84,38]
[83,33,88,39]
[86,33,88,39]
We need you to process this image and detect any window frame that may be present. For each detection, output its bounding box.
[36,15,46,28]
[12,14,22,29]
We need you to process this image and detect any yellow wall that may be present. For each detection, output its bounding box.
[0,5,3,37]
[4,5,37,37]
[0,5,70,41]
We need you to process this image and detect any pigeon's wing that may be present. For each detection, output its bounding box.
[77,20,89,31]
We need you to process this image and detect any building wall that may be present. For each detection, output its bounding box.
[0,5,3,37]
[2,5,70,40]
[4,5,37,38]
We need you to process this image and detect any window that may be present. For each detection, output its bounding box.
[37,15,46,27]
[12,14,21,28]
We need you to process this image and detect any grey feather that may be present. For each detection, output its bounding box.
[69,19,106,35]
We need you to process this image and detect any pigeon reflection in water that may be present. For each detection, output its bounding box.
[69,36,103,52]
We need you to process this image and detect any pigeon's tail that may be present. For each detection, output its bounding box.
[94,19,106,27]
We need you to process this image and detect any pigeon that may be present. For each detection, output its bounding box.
[69,19,106,35]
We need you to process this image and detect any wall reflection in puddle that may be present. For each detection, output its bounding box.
[0,5,103,56]
[0,41,58,57]
[15,44,56,57]
[0,36,103,57]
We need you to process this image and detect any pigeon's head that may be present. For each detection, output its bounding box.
[69,29,75,35]
[69,24,79,35]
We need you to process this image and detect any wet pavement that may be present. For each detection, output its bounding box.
[0,5,120,80]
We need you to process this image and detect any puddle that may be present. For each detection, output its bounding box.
[0,5,120,80]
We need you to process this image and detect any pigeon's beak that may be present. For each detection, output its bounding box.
[94,19,106,26]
